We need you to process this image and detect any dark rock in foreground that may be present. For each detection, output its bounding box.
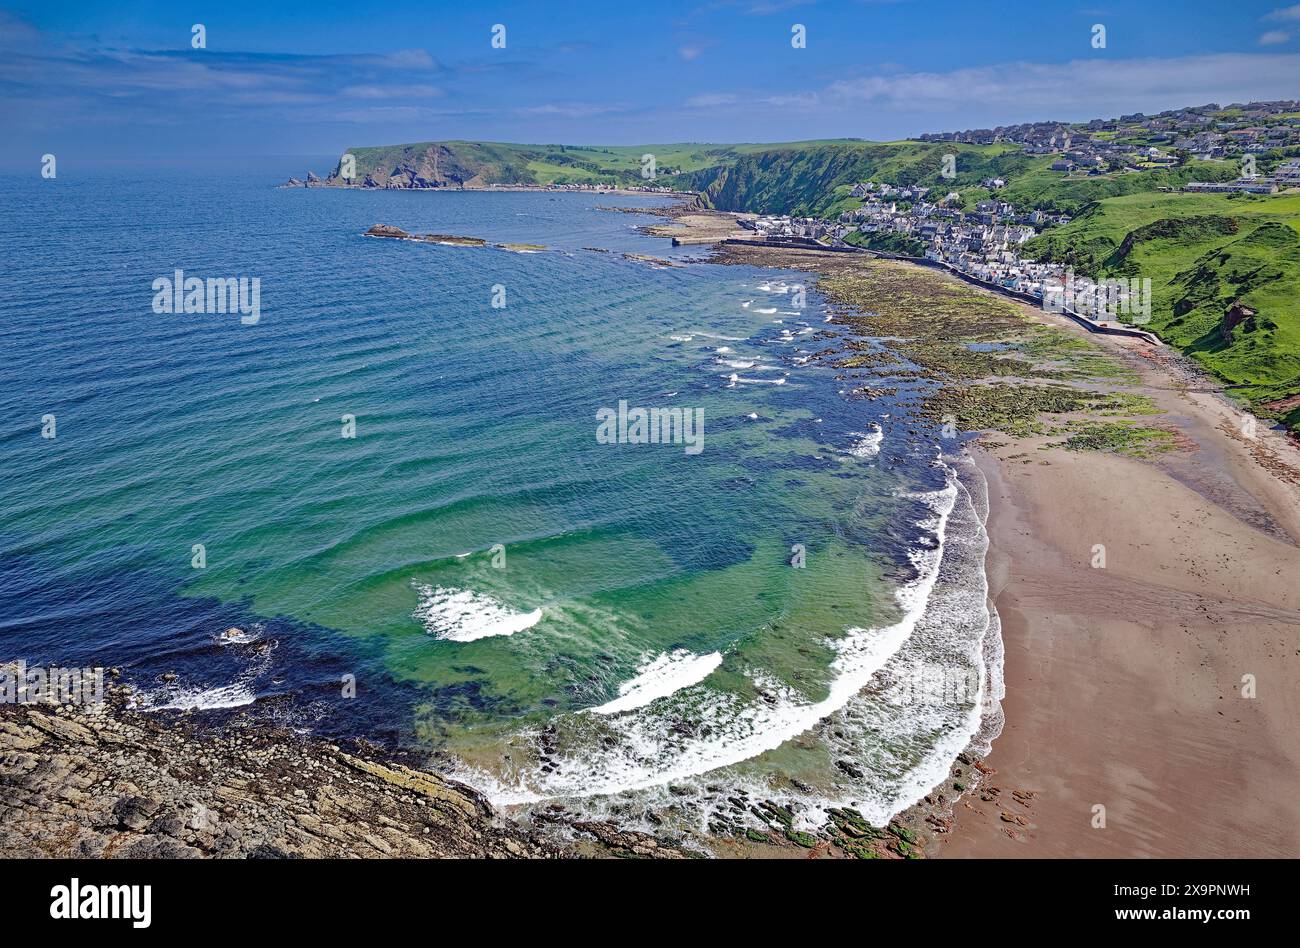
[0,695,559,859]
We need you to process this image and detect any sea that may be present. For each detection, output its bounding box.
[0,165,1002,840]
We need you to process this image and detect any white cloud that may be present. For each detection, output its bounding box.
[517,102,626,118]
[821,52,1300,114]
[1264,4,1300,21]
[1259,30,1291,44]
[332,105,465,123]
[381,49,437,69]
[342,84,443,99]
[685,93,740,107]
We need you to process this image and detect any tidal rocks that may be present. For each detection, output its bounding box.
[784,829,818,848]
[363,225,547,253]
[621,252,681,268]
[568,820,689,859]
[363,224,488,247]
[365,223,413,239]
[0,689,558,859]
[835,758,864,779]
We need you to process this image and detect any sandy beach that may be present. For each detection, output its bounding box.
[937,305,1300,858]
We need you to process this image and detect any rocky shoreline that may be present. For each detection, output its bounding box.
[0,683,562,858]
[0,675,719,859]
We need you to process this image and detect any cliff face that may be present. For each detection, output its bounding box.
[285,140,711,191]
[286,142,543,190]
[283,144,482,189]
[0,695,558,858]
[345,143,483,189]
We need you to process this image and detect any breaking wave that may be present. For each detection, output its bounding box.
[413,584,543,642]
[585,649,725,716]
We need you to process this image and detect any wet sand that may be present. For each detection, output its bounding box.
[938,304,1300,858]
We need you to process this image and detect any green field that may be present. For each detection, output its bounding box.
[1025,191,1300,429]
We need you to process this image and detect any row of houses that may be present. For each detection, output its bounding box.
[849,181,932,202]
[1274,159,1300,187]
[843,192,1066,232]
[746,146,1292,321]
[917,100,1300,166]
[821,184,1135,318]
[1185,178,1280,195]
[1184,160,1300,194]
[746,215,839,241]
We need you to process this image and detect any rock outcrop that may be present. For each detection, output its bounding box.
[1220,300,1258,342]
[362,225,499,248]
[0,694,559,859]
[364,223,413,239]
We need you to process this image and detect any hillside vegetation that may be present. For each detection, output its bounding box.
[335,138,1234,215]
[681,143,1235,217]
[1024,192,1300,429]
[334,139,863,188]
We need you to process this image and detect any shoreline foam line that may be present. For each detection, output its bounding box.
[584,649,725,716]
[461,461,968,805]
[836,451,1004,826]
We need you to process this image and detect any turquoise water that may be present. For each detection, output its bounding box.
[0,169,1000,834]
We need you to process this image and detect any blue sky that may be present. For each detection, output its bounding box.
[2,0,1299,167]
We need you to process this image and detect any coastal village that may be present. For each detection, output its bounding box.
[741,185,1142,324]
[737,100,1300,325]
[284,100,1300,336]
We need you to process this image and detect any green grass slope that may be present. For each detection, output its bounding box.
[682,144,1237,217]
[336,139,864,188]
[683,141,1028,216]
[1024,192,1300,429]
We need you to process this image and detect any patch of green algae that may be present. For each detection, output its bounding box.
[812,260,1169,450]
[1055,421,1177,458]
